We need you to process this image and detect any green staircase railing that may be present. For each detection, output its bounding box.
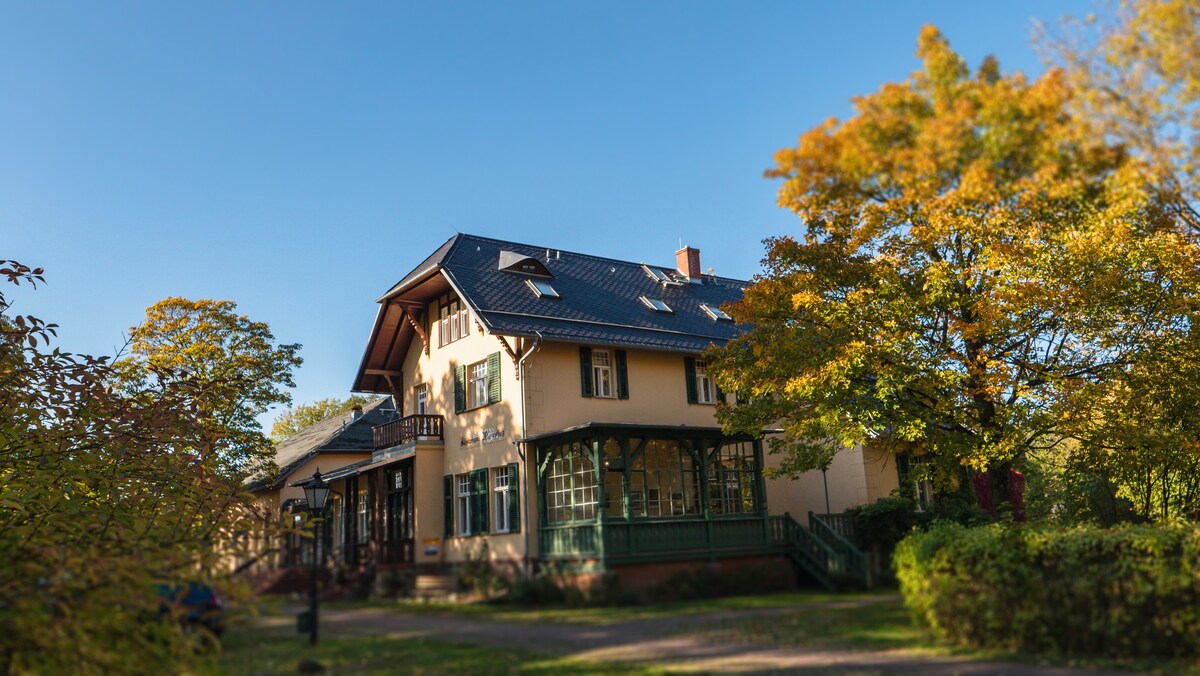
[808,511,871,589]
[777,513,841,590]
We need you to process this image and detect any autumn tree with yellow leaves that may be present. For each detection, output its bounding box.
[708,26,1200,513]
[0,279,301,672]
[119,297,302,477]
[1032,0,1200,519]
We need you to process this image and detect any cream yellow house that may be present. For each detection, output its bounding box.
[288,234,878,590]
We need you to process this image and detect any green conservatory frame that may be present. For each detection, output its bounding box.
[531,423,788,566]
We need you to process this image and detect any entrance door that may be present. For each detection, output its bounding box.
[384,462,415,563]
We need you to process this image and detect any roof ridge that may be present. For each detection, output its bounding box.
[455,233,748,285]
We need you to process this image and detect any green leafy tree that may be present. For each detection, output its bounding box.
[118,297,303,476]
[707,27,1200,510]
[270,394,378,443]
[1032,0,1200,521]
[0,265,278,673]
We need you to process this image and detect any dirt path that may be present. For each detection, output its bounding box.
[250,599,1121,675]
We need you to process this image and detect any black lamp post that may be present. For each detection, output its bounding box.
[302,469,330,646]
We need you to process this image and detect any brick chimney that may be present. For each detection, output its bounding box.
[675,246,701,279]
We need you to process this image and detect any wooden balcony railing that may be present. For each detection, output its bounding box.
[372,414,444,450]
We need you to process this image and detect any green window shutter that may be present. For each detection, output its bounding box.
[615,350,629,400]
[443,475,453,537]
[507,462,520,533]
[454,365,466,414]
[470,468,489,534]
[579,347,593,397]
[488,352,501,404]
[684,357,698,404]
[896,452,911,487]
[716,382,726,404]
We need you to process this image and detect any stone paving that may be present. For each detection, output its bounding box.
[251,598,1123,675]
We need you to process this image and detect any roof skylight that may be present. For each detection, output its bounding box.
[527,279,560,299]
[642,264,669,283]
[701,304,734,321]
[640,296,673,313]
[642,263,682,286]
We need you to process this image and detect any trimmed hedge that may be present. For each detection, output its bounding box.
[894,521,1200,659]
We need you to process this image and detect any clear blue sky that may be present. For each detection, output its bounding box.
[1,1,1090,425]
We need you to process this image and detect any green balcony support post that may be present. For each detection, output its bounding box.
[591,437,606,562]
[756,439,772,545]
[696,438,715,554]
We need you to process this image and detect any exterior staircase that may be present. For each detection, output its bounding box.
[778,512,871,591]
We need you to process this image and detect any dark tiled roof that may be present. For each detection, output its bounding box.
[438,234,747,352]
[259,397,396,490]
[377,234,460,301]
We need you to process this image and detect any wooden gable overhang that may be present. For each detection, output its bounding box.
[352,269,454,395]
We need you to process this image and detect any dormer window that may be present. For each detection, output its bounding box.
[701,304,733,321]
[527,279,560,299]
[640,296,673,313]
[499,250,553,277]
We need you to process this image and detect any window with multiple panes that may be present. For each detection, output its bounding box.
[454,353,501,413]
[684,357,721,405]
[632,439,701,517]
[896,452,934,510]
[414,384,429,415]
[545,442,598,523]
[493,469,510,533]
[707,441,758,515]
[456,474,472,536]
[443,468,502,536]
[387,465,413,542]
[592,349,614,398]
[579,347,628,399]
[468,360,488,409]
[356,490,370,544]
[439,298,470,347]
[695,360,715,404]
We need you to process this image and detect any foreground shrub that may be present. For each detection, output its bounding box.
[895,521,1200,659]
[845,493,988,582]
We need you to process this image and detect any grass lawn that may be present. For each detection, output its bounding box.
[338,588,883,626]
[677,595,1200,674]
[204,625,661,675]
[674,595,929,652]
[337,589,1200,673]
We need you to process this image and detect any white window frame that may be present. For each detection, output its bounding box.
[493,468,510,533]
[640,296,673,313]
[457,474,472,536]
[701,303,733,321]
[440,298,470,346]
[592,349,614,398]
[526,279,560,298]
[415,384,429,415]
[695,359,715,405]
[468,360,489,409]
[356,491,370,544]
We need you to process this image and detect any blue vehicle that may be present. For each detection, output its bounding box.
[154,582,225,637]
